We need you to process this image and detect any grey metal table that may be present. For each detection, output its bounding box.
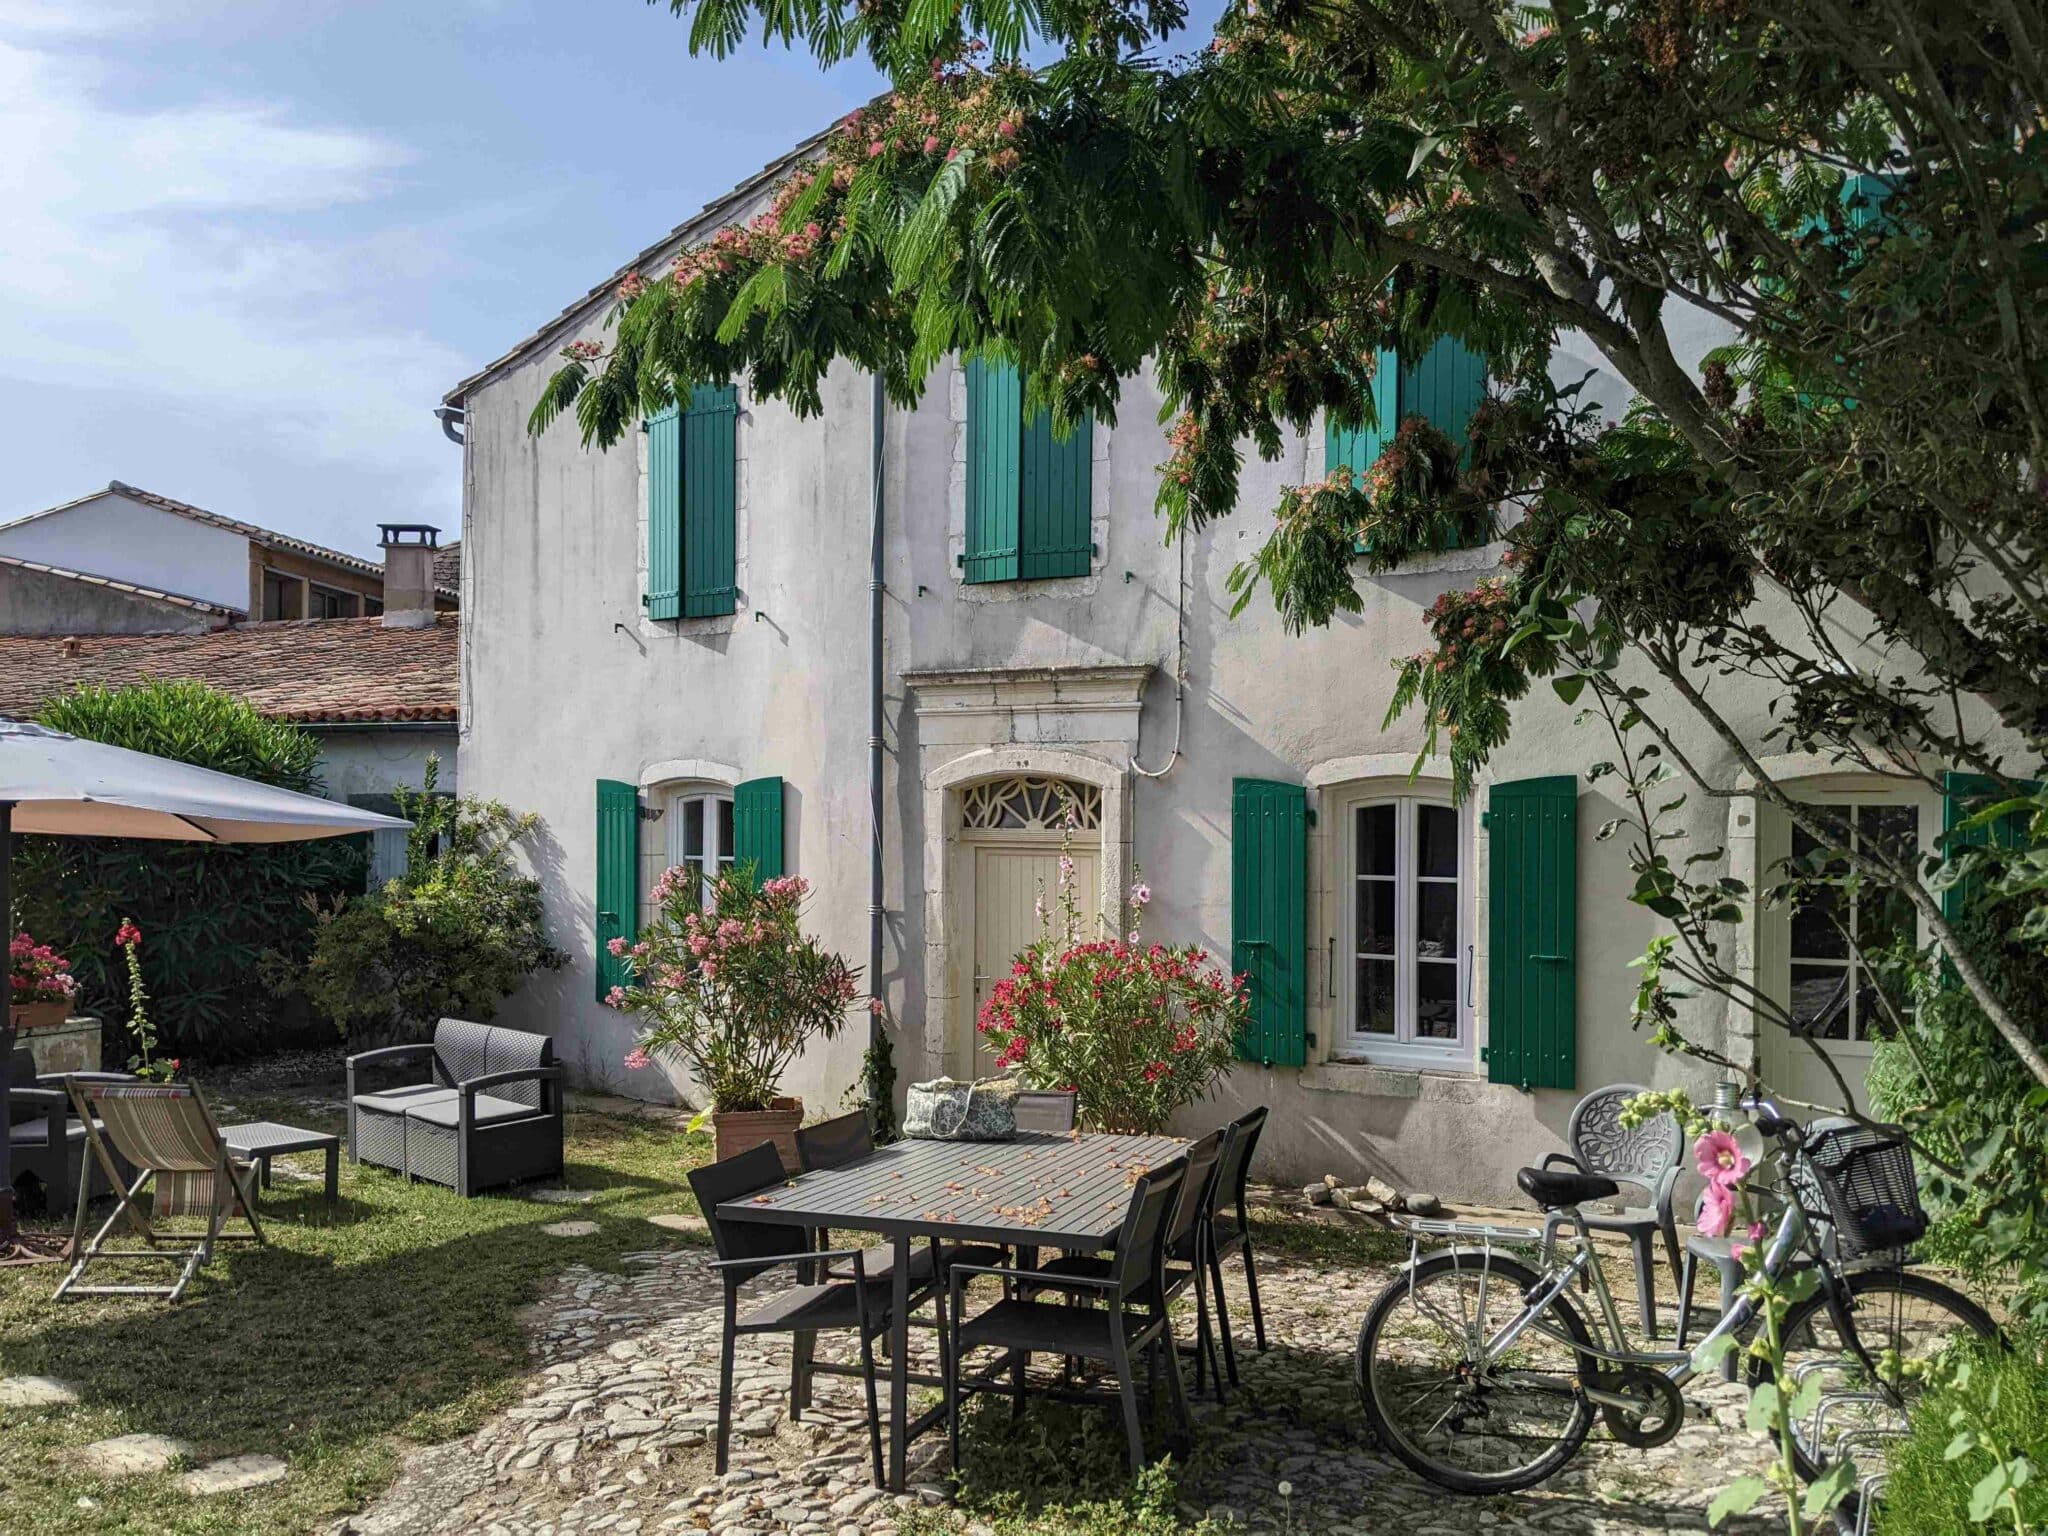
[223,1121,341,1203]
[719,1129,1185,1490]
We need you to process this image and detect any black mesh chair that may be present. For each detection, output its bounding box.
[946,1156,1192,1476]
[690,1141,926,1486]
[1036,1127,1229,1397]
[1203,1106,1270,1384]
[1013,1090,1078,1133]
[346,1018,563,1196]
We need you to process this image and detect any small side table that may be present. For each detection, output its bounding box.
[223,1121,340,1204]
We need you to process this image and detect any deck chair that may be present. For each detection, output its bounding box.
[54,1080,265,1304]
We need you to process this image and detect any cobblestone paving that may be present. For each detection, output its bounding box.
[336,1239,1781,1536]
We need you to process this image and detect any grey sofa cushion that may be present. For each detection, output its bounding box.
[8,1117,90,1147]
[353,1084,457,1117]
[387,1090,542,1131]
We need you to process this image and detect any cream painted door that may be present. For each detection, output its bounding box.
[969,843,1099,1078]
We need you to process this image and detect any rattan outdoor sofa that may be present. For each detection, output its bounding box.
[346,1018,563,1196]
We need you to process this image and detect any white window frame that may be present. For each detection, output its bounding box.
[1782,788,1932,1054]
[1335,787,1474,1068]
[664,784,735,905]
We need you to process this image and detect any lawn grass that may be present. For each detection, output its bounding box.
[0,1098,712,1536]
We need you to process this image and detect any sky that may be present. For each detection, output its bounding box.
[0,0,895,560]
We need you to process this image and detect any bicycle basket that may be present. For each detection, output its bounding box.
[1801,1125,1927,1258]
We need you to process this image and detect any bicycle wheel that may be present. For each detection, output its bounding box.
[1752,1267,2000,1484]
[1357,1251,1599,1494]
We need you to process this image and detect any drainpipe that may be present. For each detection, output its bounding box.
[868,373,886,1057]
[434,405,466,445]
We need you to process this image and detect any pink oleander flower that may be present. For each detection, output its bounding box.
[699,958,719,981]
[1698,1180,1735,1238]
[1694,1130,1750,1188]
[623,1047,652,1071]
[604,985,629,1008]
[606,936,630,957]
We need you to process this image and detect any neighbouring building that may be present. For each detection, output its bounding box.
[444,146,1984,1201]
[0,481,459,626]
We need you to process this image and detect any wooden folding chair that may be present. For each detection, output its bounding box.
[54,1080,265,1303]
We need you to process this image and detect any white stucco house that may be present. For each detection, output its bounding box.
[443,143,1965,1202]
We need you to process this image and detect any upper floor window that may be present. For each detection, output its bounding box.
[1340,790,1469,1061]
[645,385,738,620]
[309,584,359,619]
[963,357,1092,583]
[1788,802,1918,1042]
[1326,335,1491,556]
[260,569,300,621]
[666,785,735,903]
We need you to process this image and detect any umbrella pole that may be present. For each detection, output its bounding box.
[1,799,16,1246]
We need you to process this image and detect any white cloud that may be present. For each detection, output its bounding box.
[0,31,470,530]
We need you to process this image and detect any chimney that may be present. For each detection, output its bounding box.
[379,523,439,629]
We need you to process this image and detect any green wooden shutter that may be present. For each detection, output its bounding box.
[965,358,1021,584]
[1231,778,1308,1067]
[733,775,785,883]
[1941,771,2034,925]
[644,407,682,621]
[1327,348,1399,487]
[1405,337,1489,463]
[682,384,738,617]
[1019,401,1092,579]
[595,779,641,1000]
[1485,775,1577,1090]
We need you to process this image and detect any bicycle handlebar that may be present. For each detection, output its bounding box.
[1739,1092,1805,1146]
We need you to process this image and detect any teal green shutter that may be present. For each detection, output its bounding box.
[1019,402,1092,579]
[645,407,682,620]
[965,358,1021,583]
[733,776,785,883]
[595,779,641,1000]
[1334,340,1488,552]
[1485,775,1577,1090]
[1231,778,1308,1066]
[1326,348,1399,487]
[682,384,738,617]
[1941,771,2034,925]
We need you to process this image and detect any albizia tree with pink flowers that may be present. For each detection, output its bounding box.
[976,860,1245,1135]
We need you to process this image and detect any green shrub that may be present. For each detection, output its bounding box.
[287,763,564,1046]
[12,681,365,1060]
[1874,1334,2048,1535]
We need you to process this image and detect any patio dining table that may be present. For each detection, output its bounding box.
[717,1128,1185,1489]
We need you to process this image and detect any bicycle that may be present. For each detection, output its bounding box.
[1353,1097,2000,1509]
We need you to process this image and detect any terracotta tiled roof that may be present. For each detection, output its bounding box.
[0,553,245,620]
[433,539,461,596]
[0,482,397,580]
[0,614,459,725]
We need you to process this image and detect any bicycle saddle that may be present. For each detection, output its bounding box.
[1516,1165,1621,1209]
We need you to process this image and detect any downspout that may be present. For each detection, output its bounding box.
[868,373,886,1060]
[434,405,466,445]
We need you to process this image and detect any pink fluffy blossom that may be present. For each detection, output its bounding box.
[1694,1130,1750,1187]
[623,1047,652,1071]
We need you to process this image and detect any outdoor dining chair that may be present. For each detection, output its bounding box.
[53,1080,265,1304]
[1203,1105,1270,1385]
[1538,1083,1684,1337]
[946,1155,1192,1477]
[689,1140,929,1486]
[1034,1127,1228,1398]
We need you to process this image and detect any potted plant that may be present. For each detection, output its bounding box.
[9,931,79,1033]
[976,865,1246,1134]
[609,867,859,1170]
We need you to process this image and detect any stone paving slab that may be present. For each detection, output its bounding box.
[339,1236,1788,1536]
[180,1454,290,1496]
[78,1433,191,1478]
[0,1374,78,1408]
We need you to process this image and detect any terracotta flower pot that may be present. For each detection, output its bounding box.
[713,1097,804,1174]
[9,1001,70,1033]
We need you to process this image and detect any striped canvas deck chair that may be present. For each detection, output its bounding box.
[54,1081,265,1304]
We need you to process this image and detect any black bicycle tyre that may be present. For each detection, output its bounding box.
[1356,1251,1599,1495]
[1749,1267,2000,1485]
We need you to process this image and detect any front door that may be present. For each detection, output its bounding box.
[969,843,1098,1078]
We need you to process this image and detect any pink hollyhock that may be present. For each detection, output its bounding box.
[1697,1180,1735,1238]
[623,1047,652,1071]
[115,919,143,949]
[869,997,885,1016]
[1694,1130,1750,1187]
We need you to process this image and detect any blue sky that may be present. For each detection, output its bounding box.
[0,0,893,558]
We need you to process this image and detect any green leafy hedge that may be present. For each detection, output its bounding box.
[12,680,366,1060]
[1874,1336,2047,1534]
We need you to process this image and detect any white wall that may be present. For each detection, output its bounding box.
[311,727,457,803]
[0,492,250,613]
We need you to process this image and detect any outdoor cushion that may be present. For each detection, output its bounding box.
[398,1091,546,1131]
[8,1117,90,1147]
[352,1084,456,1116]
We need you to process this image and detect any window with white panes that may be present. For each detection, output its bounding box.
[1342,795,1469,1059]
[1788,803,1918,1043]
[665,787,735,904]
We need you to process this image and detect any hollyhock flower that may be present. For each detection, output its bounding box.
[623,1047,652,1071]
[1697,1180,1735,1238]
[869,997,885,1016]
[115,919,143,949]
[1694,1130,1750,1187]
[1128,881,1152,907]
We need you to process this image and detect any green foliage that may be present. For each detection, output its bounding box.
[12,681,365,1060]
[289,762,565,1046]
[1875,1337,2048,1536]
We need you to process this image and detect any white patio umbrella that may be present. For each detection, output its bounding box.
[1,719,410,1256]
